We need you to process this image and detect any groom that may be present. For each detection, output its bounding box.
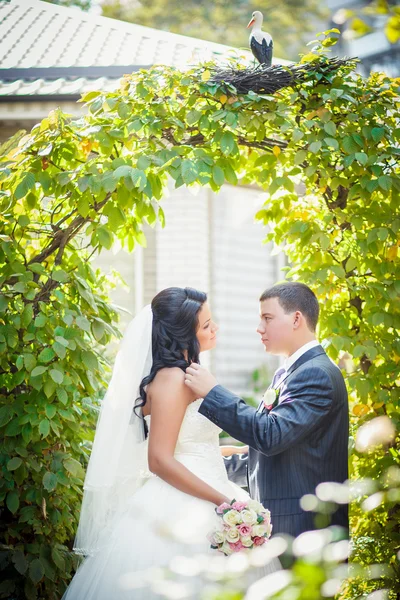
[185,282,349,538]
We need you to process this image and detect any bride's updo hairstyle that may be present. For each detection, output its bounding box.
[137,286,207,410]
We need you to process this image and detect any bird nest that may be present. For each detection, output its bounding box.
[209,57,357,95]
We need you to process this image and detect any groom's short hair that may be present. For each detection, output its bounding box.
[259,282,319,331]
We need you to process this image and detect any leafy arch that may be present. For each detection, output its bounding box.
[0,33,399,599]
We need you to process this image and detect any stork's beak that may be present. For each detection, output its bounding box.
[247,18,255,28]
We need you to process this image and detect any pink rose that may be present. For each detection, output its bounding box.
[216,502,231,514]
[254,536,266,546]
[238,524,252,537]
[229,540,244,552]
[232,501,247,511]
[263,514,271,524]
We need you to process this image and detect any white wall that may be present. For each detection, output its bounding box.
[209,185,281,394]
[92,182,284,394]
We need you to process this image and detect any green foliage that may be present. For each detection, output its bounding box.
[0,31,399,598]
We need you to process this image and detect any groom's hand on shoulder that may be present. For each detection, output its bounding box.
[184,363,218,398]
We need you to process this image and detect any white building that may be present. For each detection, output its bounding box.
[0,0,286,394]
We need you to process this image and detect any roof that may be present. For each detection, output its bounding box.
[0,0,244,100]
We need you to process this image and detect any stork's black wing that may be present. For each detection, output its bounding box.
[250,36,273,66]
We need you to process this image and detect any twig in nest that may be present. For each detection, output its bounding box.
[209,57,357,95]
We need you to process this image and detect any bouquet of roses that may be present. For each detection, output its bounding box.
[208,498,272,555]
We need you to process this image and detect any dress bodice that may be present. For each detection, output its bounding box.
[144,398,228,484]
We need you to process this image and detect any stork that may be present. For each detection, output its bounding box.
[247,11,273,67]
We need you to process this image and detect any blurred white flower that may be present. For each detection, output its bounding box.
[356,416,396,452]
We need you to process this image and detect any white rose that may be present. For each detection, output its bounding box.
[222,509,241,526]
[264,521,273,537]
[247,499,264,513]
[226,528,240,543]
[221,542,233,556]
[241,536,253,548]
[241,509,258,526]
[251,524,266,537]
[263,389,276,406]
[213,530,225,545]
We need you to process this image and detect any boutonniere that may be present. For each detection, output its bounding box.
[262,388,280,411]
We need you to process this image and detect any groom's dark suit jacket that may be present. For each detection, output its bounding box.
[198,345,349,538]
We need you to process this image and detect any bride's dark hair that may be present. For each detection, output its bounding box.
[136,286,207,413]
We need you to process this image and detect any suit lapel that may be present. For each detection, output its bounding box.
[259,345,326,413]
[273,345,326,391]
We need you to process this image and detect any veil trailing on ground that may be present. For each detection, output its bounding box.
[73,304,153,556]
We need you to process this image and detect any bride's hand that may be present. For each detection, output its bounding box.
[216,494,231,507]
[220,445,249,457]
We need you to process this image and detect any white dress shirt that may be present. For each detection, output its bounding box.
[283,339,320,371]
[276,340,320,403]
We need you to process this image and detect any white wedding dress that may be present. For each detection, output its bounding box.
[62,398,278,599]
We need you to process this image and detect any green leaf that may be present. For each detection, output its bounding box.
[102,171,118,193]
[49,369,64,384]
[352,133,364,147]
[54,335,69,347]
[57,388,68,405]
[63,457,84,478]
[220,131,235,156]
[7,457,23,471]
[0,405,12,427]
[371,127,385,143]
[43,472,58,492]
[92,320,105,341]
[342,136,359,154]
[181,159,198,185]
[76,316,91,331]
[38,348,55,363]
[22,423,32,444]
[31,366,47,377]
[29,559,45,584]
[82,350,98,371]
[52,269,69,283]
[12,550,28,575]
[53,342,66,359]
[378,175,391,191]
[107,206,125,231]
[39,419,50,438]
[223,163,238,186]
[212,166,225,186]
[14,173,35,200]
[186,109,202,126]
[113,165,133,179]
[130,168,147,192]
[346,256,358,272]
[34,313,47,328]
[323,121,336,136]
[292,129,304,142]
[294,150,307,165]
[77,194,91,217]
[97,226,113,249]
[45,404,57,419]
[325,137,339,149]
[355,152,368,166]
[18,215,30,227]
[137,156,151,170]
[309,141,322,154]
[51,548,65,571]
[6,490,19,514]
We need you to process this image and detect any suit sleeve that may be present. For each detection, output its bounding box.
[198,366,334,457]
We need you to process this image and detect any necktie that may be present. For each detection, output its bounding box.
[271,366,286,388]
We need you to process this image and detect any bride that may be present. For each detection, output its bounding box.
[62,287,276,599]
